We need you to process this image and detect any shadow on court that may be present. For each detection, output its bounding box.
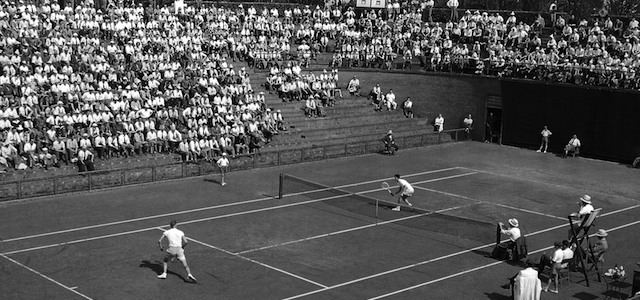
[139,260,194,284]
[484,292,512,300]
[203,178,221,184]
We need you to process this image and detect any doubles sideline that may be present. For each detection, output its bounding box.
[1,167,461,244]
[1,171,476,256]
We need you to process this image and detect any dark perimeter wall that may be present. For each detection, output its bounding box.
[335,71,638,162]
[341,70,500,142]
[501,79,640,162]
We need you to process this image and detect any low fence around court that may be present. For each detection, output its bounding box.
[0,128,470,202]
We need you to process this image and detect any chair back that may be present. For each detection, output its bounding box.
[514,235,528,260]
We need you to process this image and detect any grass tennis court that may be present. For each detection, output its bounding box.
[1,142,639,300]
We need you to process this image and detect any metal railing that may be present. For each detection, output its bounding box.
[0,128,470,202]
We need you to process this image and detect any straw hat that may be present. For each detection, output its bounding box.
[595,229,608,237]
[508,218,519,227]
[580,195,592,204]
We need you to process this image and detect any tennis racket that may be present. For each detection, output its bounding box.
[381,182,393,195]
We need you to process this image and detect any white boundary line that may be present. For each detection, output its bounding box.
[0,252,94,300]
[1,172,477,256]
[1,167,461,244]
[412,186,567,220]
[155,227,327,289]
[281,204,640,300]
[368,219,640,299]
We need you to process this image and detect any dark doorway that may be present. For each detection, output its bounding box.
[485,108,502,144]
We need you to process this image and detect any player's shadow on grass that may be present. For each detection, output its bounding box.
[139,260,193,283]
[203,178,220,184]
[483,292,511,300]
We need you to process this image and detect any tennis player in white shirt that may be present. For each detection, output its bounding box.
[391,174,414,211]
[157,220,196,282]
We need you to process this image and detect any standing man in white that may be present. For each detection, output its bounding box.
[157,220,197,282]
[216,152,230,186]
[537,126,552,153]
[434,114,445,132]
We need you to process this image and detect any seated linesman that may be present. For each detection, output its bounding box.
[562,134,581,158]
[382,130,399,155]
[490,218,523,260]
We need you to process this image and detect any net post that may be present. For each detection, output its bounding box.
[278,173,284,199]
[375,198,379,225]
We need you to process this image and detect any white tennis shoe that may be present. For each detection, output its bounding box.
[188,274,197,282]
[392,206,401,211]
[157,273,167,279]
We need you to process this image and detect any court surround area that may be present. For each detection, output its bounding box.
[1,142,639,300]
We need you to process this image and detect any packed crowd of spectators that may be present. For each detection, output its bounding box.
[0,2,292,172]
[3,0,639,172]
[287,1,640,89]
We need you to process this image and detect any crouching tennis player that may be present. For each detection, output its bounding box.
[157,220,197,282]
[391,174,414,211]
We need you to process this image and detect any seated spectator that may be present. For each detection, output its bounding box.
[382,130,399,155]
[77,145,95,173]
[234,133,250,156]
[1,141,18,170]
[177,138,191,163]
[37,148,57,170]
[53,137,68,165]
[563,134,581,158]
[305,96,319,118]
[538,241,563,293]
[384,89,398,111]
[401,97,413,118]
[347,75,360,96]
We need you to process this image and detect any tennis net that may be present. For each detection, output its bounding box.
[278,173,496,243]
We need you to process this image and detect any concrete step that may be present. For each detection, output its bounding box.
[264,96,372,112]
[264,127,454,152]
[0,153,180,182]
[286,111,409,129]
[271,119,424,144]
[284,106,400,122]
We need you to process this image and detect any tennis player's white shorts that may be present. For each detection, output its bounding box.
[165,246,186,261]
